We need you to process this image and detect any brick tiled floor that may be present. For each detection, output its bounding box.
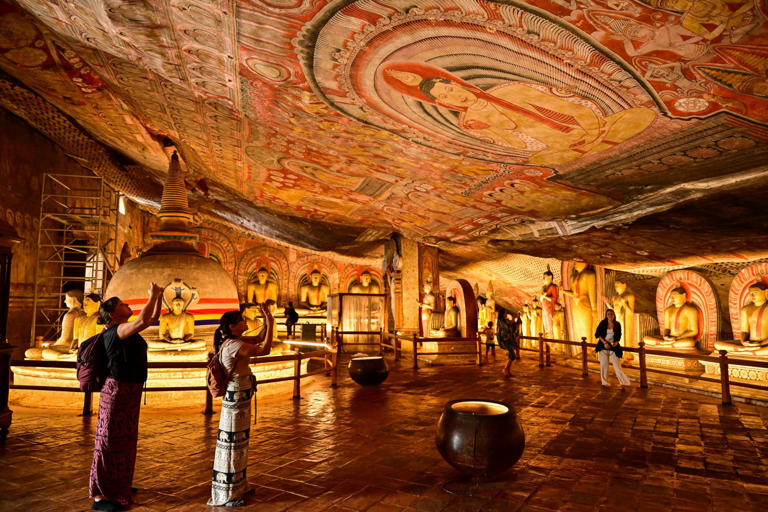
[2,356,768,511]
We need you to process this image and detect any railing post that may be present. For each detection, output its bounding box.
[292,352,302,400]
[538,334,545,368]
[638,341,648,389]
[395,333,401,362]
[581,337,589,376]
[204,353,214,415]
[331,349,338,388]
[476,334,482,366]
[379,329,384,356]
[413,337,419,369]
[81,391,92,417]
[545,342,551,367]
[719,350,732,405]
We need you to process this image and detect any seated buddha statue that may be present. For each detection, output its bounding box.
[149,297,205,351]
[440,296,461,337]
[714,283,768,356]
[26,290,85,360]
[643,287,701,349]
[350,271,380,294]
[41,293,102,360]
[246,267,279,304]
[299,270,330,312]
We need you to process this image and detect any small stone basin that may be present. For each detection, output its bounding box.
[348,356,389,386]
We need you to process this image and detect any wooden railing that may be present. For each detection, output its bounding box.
[517,335,768,405]
[9,347,338,419]
[331,328,384,355]
[381,333,483,369]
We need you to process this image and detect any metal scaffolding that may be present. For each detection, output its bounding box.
[30,173,119,344]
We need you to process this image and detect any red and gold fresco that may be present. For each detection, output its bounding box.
[0,0,767,254]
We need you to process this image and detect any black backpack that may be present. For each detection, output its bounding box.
[76,332,107,392]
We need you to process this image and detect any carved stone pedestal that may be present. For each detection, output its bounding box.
[701,356,768,384]
[646,350,705,374]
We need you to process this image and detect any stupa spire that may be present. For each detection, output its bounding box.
[150,151,198,243]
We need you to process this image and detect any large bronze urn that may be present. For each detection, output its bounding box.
[435,399,525,478]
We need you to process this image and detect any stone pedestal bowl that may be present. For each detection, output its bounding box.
[435,399,525,478]
[348,356,389,386]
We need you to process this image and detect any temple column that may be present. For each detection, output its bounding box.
[0,219,21,443]
[400,239,420,333]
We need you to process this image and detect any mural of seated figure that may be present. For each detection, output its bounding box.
[643,287,700,349]
[714,282,768,356]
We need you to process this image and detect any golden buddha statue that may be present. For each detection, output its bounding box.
[26,290,85,360]
[643,287,700,349]
[246,267,279,304]
[440,296,460,337]
[159,297,195,343]
[562,262,597,348]
[41,293,102,360]
[714,283,768,356]
[299,270,330,312]
[520,303,531,338]
[350,271,380,294]
[531,296,543,338]
[242,303,264,336]
[553,302,566,341]
[607,280,636,348]
[418,278,436,337]
[148,296,205,351]
[477,296,488,331]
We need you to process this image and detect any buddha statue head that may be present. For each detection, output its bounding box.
[424,279,433,294]
[543,267,554,287]
[554,302,564,313]
[310,269,322,287]
[83,293,101,316]
[747,282,768,306]
[243,303,259,320]
[523,303,529,313]
[669,287,687,308]
[170,297,186,316]
[615,280,627,295]
[255,267,269,284]
[447,296,457,309]
[64,289,84,310]
[360,271,372,288]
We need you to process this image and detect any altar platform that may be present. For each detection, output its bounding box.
[1,356,767,511]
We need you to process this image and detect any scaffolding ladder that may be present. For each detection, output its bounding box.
[30,172,119,344]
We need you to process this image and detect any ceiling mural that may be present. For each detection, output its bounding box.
[0,0,767,267]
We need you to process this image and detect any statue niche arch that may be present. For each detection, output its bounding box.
[237,246,289,305]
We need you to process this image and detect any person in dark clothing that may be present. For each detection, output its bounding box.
[89,283,163,512]
[284,301,299,339]
[497,311,521,378]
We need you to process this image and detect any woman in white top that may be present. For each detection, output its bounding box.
[594,309,630,388]
[208,303,273,507]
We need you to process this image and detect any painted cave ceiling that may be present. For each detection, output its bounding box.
[1,0,768,270]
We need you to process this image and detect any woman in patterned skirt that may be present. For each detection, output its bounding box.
[208,302,274,507]
[90,282,164,511]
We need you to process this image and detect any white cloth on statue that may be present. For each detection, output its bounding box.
[599,350,630,386]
